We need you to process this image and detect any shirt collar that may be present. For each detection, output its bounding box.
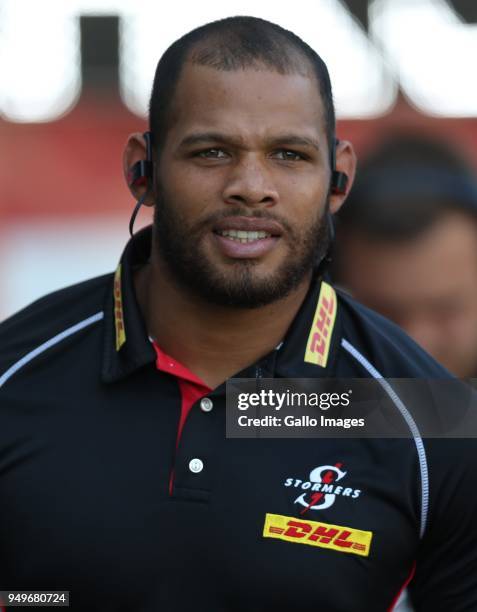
[102,226,341,383]
[273,274,342,379]
[102,227,156,383]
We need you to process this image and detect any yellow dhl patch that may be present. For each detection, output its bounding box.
[114,264,126,351]
[263,513,372,557]
[304,281,337,367]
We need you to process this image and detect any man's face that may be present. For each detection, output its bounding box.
[339,212,477,377]
[152,63,333,308]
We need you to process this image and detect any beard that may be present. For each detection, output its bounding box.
[152,193,330,309]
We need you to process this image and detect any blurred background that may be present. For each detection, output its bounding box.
[1,0,476,377]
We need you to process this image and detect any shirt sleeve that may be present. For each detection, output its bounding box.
[408,436,477,611]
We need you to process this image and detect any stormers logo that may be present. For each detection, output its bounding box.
[284,462,362,514]
[304,281,337,367]
[263,514,372,557]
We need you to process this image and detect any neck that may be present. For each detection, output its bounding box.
[134,258,312,389]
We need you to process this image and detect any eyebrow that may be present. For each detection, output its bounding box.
[268,134,320,151]
[178,132,321,151]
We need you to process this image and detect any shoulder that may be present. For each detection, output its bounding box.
[0,274,112,384]
[336,287,451,378]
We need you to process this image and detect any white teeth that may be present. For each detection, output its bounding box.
[218,229,271,242]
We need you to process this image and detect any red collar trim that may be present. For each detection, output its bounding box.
[151,340,211,391]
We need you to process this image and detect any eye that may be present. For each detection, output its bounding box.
[197,148,228,159]
[273,149,306,161]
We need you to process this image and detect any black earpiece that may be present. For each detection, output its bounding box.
[330,138,348,195]
[128,131,153,236]
[319,138,344,271]
[128,131,153,188]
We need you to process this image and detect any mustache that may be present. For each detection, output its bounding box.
[197,207,295,235]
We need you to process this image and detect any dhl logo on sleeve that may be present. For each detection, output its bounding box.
[114,264,126,351]
[304,281,337,367]
[263,513,372,557]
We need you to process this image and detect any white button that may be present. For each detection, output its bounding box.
[189,458,204,474]
[200,397,213,412]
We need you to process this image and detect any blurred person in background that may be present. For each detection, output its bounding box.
[335,135,477,378]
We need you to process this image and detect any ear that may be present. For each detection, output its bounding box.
[123,132,155,207]
[329,139,357,215]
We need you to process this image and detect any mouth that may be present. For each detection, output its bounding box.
[213,216,283,241]
[211,217,283,259]
[214,229,273,243]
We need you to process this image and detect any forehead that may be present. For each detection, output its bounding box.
[165,62,326,145]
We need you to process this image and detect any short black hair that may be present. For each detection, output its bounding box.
[337,134,477,241]
[148,16,335,160]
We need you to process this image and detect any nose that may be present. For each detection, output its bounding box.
[222,155,279,208]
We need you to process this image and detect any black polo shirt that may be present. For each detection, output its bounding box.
[1,227,476,611]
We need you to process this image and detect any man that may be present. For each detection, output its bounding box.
[0,17,476,612]
[335,135,477,378]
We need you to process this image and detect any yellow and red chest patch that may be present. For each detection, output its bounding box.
[263,513,372,557]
